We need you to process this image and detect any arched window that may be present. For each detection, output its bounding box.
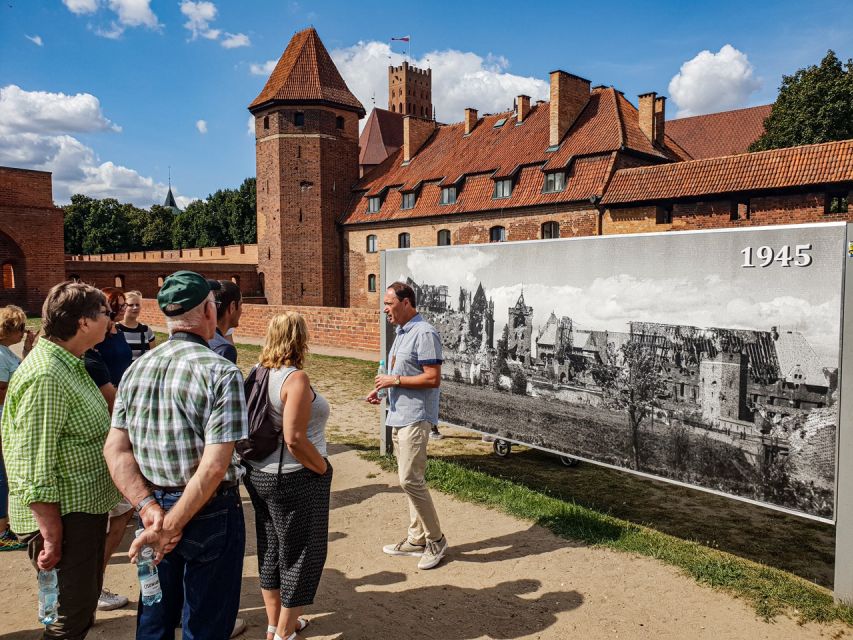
[398,232,411,249]
[489,226,506,243]
[366,235,378,253]
[437,229,451,246]
[336,116,345,130]
[541,221,560,239]
[2,262,15,289]
[391,105,395,113]
[114,275,125,288]
[368,274,377,292]
[231,275,240,286]
[157,275,165,287]
[263,115,269,130]
[398,102,403,113]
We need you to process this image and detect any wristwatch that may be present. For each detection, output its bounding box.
[394,376,401,386]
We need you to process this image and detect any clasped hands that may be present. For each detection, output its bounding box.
[129,502,182,565]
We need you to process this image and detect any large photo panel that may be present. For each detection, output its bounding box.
[383,223,847,520]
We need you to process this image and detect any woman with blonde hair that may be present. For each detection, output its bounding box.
[116,290,155,361]
[243,311,332,640]
[0,305,34,550]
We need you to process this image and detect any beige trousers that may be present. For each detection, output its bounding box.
[392,420,442,544]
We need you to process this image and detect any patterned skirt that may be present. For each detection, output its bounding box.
[244,462,333,607]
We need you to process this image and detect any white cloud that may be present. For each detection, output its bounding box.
[0,85,196,208]
[94,23,125,39]
[196,119,208,134]
[668,44,761,117]
[221,32,250,49]
[62,0,98,14]
[0,85,120,135]
[405,248,497,298]
[329,41,549,123]
[247,114,255,136]
[250,59,277,76]
[25,34,43,46]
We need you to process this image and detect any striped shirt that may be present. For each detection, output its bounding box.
[117,323,155,361]
[1,339,120,534]
[386,313,443,427]
[112,332,248,487]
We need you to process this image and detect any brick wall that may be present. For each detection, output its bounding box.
[0,167,65,312]
[69,244,258,264]
[137,298,380,353]
[65,261,262,298]
[345,203,598,308]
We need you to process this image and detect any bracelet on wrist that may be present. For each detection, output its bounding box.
[135,495,157,513]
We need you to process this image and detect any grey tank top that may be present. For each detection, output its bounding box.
[245,365,329,474]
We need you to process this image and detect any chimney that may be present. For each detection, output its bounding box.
[403,115,436,162]
[638,92,659,145]
[549,70,590,148]
[517,95,530,123]
[464,108,478,135]
[653,95,666,146]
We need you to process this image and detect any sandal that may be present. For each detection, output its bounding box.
[267,619,309,640]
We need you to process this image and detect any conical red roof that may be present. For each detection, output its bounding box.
[249,27,365,116]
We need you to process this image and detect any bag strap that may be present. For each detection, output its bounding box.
[274,366,300,487]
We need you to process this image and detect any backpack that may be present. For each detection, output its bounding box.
[236,365,282,461]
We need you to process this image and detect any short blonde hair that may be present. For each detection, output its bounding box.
[0,305,26,340]
[125,290,143,302]
[260,312,308,370]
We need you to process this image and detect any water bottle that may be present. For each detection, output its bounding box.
[377,359,388,399]
[135,529,163,606]
[37,568,59,625]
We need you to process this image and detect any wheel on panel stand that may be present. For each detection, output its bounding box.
[559,455,579,467]
[493,439,512,458]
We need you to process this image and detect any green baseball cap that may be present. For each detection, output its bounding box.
[157,270,214,317]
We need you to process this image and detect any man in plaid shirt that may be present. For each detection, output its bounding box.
[104,271,248,640]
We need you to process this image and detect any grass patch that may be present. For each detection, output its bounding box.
[333,431,853,626]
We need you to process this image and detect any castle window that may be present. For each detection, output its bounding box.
[401,192,416,210]
[437,229,451,246]
[368,274,377,292]
[263,116,269,130]
[493,178,512,199]
[336,116,345,130]
[367,196,381,213]
[826,192,849,214]
[231,275,240,286]
[730,198,750,220]
[489,226,506,243]
[440,186,457,205]
[2,262,15,289]
[366,235,378,253]
[398,232,411,248]
[294,112,305,127]
[114,275,125,288]
[157,275,165,287]
[656,205,673,224]
[543,172,565,193]
[541,221,560,239]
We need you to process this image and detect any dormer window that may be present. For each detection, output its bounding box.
[401,192,416,210]
[294,112,305,127]
[367,196,381,213]
[493,178,512,199]
[543,171,566,193]
[440,186,457,205]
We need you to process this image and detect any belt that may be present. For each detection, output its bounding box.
[152,480,239,495]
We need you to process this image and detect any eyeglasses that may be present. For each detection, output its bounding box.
[116,303,128,311]
[97,308,111,318]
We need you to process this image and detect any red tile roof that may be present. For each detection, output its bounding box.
[249,28,365,115]
[601,139,853,205]
[343,154,614,225]
[665,104,771,160]
[359,108,404,168]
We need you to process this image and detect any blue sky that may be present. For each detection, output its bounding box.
[2,0,851,208]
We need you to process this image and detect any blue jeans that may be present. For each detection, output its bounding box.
[136,487,245,640]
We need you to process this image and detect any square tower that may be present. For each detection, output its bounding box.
[388,61,433,119]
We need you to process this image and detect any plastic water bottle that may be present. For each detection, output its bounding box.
[37,568,59,625]
[377,359,388,399]
[135,529,163,606]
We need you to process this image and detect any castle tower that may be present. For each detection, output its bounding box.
[388,61,432,119]
[249,28,365,306]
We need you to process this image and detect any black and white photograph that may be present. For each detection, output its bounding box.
[384,223,847,520]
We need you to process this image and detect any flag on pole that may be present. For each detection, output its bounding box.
[391,36,410,42]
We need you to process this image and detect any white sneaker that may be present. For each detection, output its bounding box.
[417,536,448,570]
[97,588,129,611]
[429,428,444,440]
[230,617,247,638]
[382,539,426,557]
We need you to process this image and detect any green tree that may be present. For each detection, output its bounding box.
[63,194,94,254]
[750,50,853,151]
[172,199,228,248]
[127,204,175,250]
[82,198,131,255]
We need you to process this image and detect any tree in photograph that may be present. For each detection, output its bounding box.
[511,367,528,395]
[750,50,853,151]
[592,341,666,470]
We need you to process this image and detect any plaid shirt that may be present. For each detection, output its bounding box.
[112,333,248,487]
[1,339,120,534]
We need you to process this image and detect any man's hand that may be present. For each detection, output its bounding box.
[37,538,61,571]
[129,526,182,565]
[139,502,165,532]
[375,374,397,390]
[366,389,381,405]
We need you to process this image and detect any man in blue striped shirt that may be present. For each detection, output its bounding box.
[368,281,447,570]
